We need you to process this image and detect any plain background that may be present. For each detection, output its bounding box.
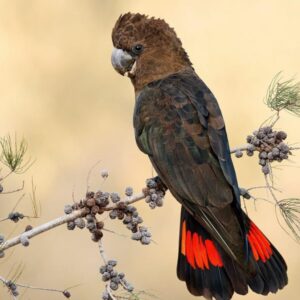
[0,1,299,299]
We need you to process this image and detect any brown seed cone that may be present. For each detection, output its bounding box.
[86,198,96,207]
[131,226,138,233]
[91,205,100,214]
[117,211,125,220]
[86,191,95,199]
[91,230,103,242]
[117,202,126,210]
[63,290,71,298]
[96,221,104,229]
[25,225,33,232]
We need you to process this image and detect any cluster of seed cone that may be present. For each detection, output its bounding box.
[64,177,166,244]
[100,259,134,298]
[64,190,109,242]
[235,126,291,175]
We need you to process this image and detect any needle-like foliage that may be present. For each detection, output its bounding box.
[265,73,300,116]
[119,290,158,300]
[278,198,300,241]
[0,135,32,174]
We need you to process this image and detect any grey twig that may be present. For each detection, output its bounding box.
[230,145,251,154]
[1,192,146,253]
[0,182,25,195]
[0,208,88,252]
[0,275,70,298]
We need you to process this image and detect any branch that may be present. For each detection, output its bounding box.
[0,209,87,252]
[105,192,146,211]
[0,181,25,195]
[230,144,251,154]
[99,240,134,300]
[0,275,71,298]
[0,193,146,253]
[99,241,116,300]
[99,240,108,264]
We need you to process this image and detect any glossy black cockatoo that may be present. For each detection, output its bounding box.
[111,13,288,300]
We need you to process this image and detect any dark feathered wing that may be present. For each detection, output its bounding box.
[134,69,246,264]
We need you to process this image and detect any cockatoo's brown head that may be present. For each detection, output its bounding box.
[111,13,192,91]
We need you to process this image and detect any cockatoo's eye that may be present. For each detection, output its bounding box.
[132,44,144,55]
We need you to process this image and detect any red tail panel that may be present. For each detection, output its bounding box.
[181,218,224,270]
[205,239,224,267]
[186,230,195,268]
[198,235,209,269]
[247,221,272,262]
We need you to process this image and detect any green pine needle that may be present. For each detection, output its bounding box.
[278,198,300,241]
[120,290,158,300]
[0,135,33,174]
[265,72,300,116]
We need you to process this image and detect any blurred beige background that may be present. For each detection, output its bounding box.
[0,0,299,299]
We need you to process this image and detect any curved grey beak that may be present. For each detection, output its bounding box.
[111,47,135,76]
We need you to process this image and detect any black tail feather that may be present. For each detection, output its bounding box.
[247,241,288,295]
[177,207,288,299]
[177,207,235,300]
